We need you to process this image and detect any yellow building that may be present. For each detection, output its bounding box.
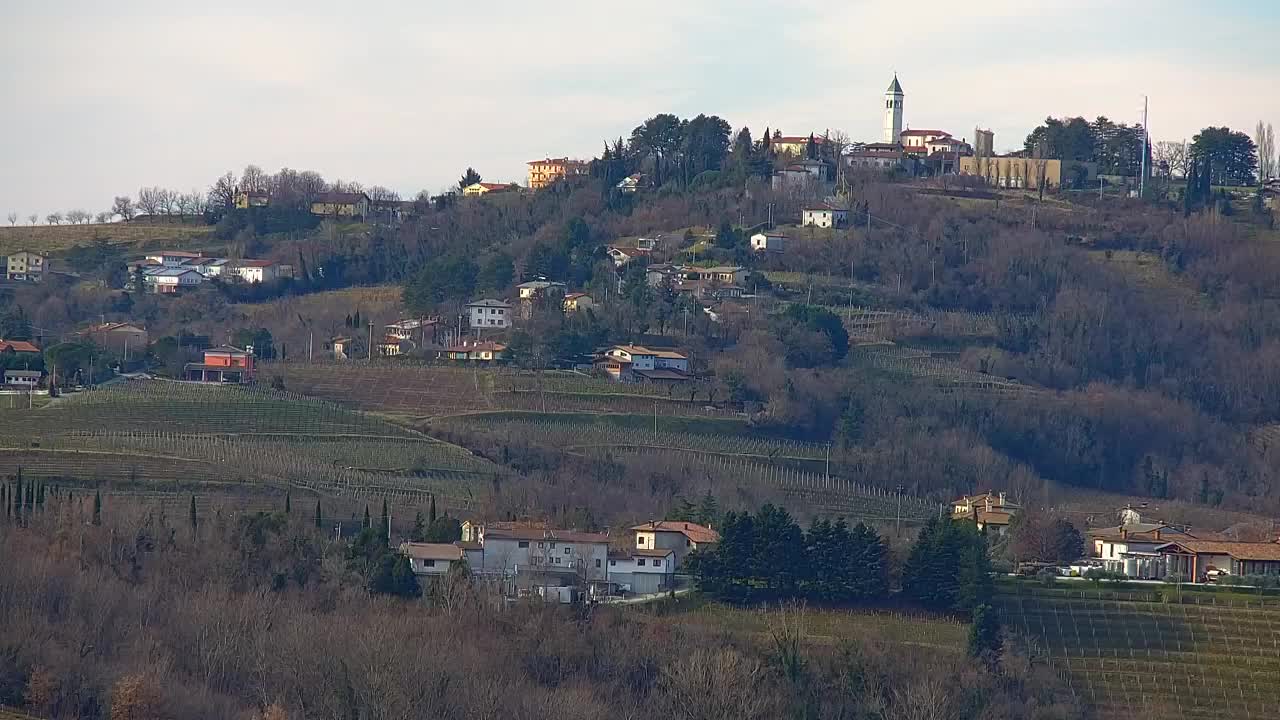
[958,156,1096,190]
[463,182,517,197]
[310,191,370,218]
[770,134,829,158]
[527,157,588,190]
[234,190,269,209]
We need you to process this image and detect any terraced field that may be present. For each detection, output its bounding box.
[997,584,1280,720]
[0,381,500,508]
[851,342,1030,393]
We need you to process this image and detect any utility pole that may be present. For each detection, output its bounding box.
[1140,95,1149,200]
[653,400,658,442]
[895,485,905,537]
[824,443,831,485]
[367,321,374,361]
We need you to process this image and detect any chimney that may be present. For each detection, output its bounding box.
[998,491,1006,506]
[1155,528,1161,541]
[1121,528,1128,540]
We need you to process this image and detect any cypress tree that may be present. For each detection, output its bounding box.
[35,482,44,509]
[380,498,390,542]
[189,495,198,532]
[285,491,292,514]
[14,474,22,522]
[92,490,102,526]
[428,494,437,523]
[363,504,371,530]
[411,511,426,542]
[968,603,1003,670]
[1,484,6,520]
[315,501,323,529]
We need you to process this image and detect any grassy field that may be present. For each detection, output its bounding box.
[0,221,212,256]
[996,581,1280,719]
[0,380,501,508]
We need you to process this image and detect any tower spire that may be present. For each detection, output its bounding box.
[883,73,904,144]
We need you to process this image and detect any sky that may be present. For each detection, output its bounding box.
[2,0,1278,219]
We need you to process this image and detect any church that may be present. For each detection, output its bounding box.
[849,74,971,174]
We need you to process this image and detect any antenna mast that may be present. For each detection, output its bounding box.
[1140,95,1149,199]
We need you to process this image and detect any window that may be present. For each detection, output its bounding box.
[595,559,601,568]
[636,559,646,567]
[549,542,556,549]
[518,541,529,548]
[564,547,571,555]
[422,559,435,567]
[553,557,561,565]
[538,542,544,548]
[609,560,616,566]
[636,536,645,547]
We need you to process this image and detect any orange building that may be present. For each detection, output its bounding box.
[185,345,255,383]
[527,157,588,190]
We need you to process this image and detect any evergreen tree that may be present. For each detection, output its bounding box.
[903,517,992,613]
[189,495,197,532]
[424,513,462,543]
[968,603,1003,670]
[428,494,437,523]
[369,553,422,598]
[35,482,44,509]
[362,504,371,530]
[380,498,390,543]
[92,489,102,526]
[315,501,323,530]
[695,491,719,527]
[411,511,427,542]
[285,491,292,514]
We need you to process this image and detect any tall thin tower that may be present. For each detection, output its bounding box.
[883,74,904,144]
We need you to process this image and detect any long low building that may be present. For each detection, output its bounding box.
[1156,539,1280,582]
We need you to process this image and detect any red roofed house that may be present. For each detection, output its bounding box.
[1156,539,1280,583]
[184,345,255,383]
[527,158,588,190]
[0,339,41,355]
[900,129,953,154]
[440,340,508,363]
[79,323,148,358]
[562,292,595,312]
[632,520,720,567]
[606,245,650,267]
[598,345,690,383]
[463,182,518,197]
[770,134,830,158]
[465,522,611,598]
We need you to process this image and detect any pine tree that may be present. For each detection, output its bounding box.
[315,501,323,529]
[968,603,1003,670]
[189,495,197,532]
[411,511,426,542]
[381,498,390,543]
[428,494,438,524]
[35,482,44,509]
[92,490,102,526]
[14,474,22,522]
[285,491,292,514]
[362,504,371,530]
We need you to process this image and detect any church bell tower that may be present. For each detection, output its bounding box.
[883,74,904,144]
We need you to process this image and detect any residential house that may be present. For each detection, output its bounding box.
[616,173,647,194]
[467,299,511,330]
[562,292,594,312]
[900,129,954,153]
[234,190,270,209]
[598,345,690,383]
[331,336,355,361]
[233,260,289,284]
[385,318,439,346]
[958,156,1097,190]
[79,322,148,358]
[146,251,203,267]
[605,549,676,595]
[606,245,650,268]
[951,491,1022,536]
[3,369,41,388]
[1157,539,1280,581]
[750,231,786,252]
[691,265,748,286]
[802,203,849,229]
[463,182,517,197]
[5,251,45,282]
[1089,521,1198,579]
[635,237,658,251]
[0,339,40,356]
[184,345,255,383]
[527,158,588,190]
[847,147,907,171]
[645,264,678,288]
[399,542,465,578]
[143,267,205,293]
[925,135,972,156]
[517,280,567,301]
[310,191,371,218]
[770,134,831,159]
[466,523,611,589]
[440,340,508,363]
[185,257,232,278]
[772,159,829,190]
[631,520,720,567]
[377,336,411,356]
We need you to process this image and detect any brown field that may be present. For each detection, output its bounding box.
[0,221,212,256]
[239,285,405,351]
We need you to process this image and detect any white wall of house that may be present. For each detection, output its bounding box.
[750,233,785,252]
[606,554,675,594]
[468,304,510,329]
[474,536,608,581]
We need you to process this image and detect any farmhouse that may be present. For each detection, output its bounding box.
[142,267,205,293]
[598,345,690,383]
[399,542,465,577]
[462,182,517,197]
[802,203,849,228]
[146,251,203,267]
[562,292,594,312]
[750,231,786,252]
[462,522,611,596]
[310,191,370,218]
[79,322,148,358]
[632,520,720,566]
[440,340,508,363]
[3,369,41,388]
[184,345,255,383]
[5,251,45,282]
[1088,521,1198,579]
[467,299,511,330]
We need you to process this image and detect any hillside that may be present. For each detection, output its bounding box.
[0,221,211,256]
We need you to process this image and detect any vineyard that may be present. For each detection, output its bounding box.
[850,342,1030,393]
[838,305,1006,341]
[270,363,724,418]
[997,584,1280,720]
[0,381,501,508]
[437,412,939,524]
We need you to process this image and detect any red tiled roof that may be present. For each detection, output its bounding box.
[399,542,463,561]
[445,341,507,353]
[473,183,514,192]
[631,520,720,544]
[0,340,40,353]
[1157,539,1280,562]
[901,129,950,137]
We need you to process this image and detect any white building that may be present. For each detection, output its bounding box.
[233,260,288,284]
[772,159,828,191]
[606,549,675,595]
[467,299,511,330]
[3,369,41,388]
[750,232,786,252]
[802,204,849,229]
[598,345,690,383]
[143,267,204,293]
[883,74,904,144]
[399,542,464,577]
[185,257,231,278]
[516,280,567,300]
[632,520,720,567]
[606,246,649,267]
[900,129,953,152]
[469,525,610,584]
[145,251,203,267]
[5,251,45,282]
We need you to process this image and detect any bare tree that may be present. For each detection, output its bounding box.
[95,211,112,224]
[6,211,16,226]
[241,164,268,193]
[112,195,135,221]
[1257,121,1276,181]
[26,213,37,226]
[136,186,162,217]
[46,212,63,225]
[66,209,91,225]
[207,172,236,211]
[1152,140,1187,180]
[367,185,401,203]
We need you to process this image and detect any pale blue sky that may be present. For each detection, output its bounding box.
[2,1,1278,218]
